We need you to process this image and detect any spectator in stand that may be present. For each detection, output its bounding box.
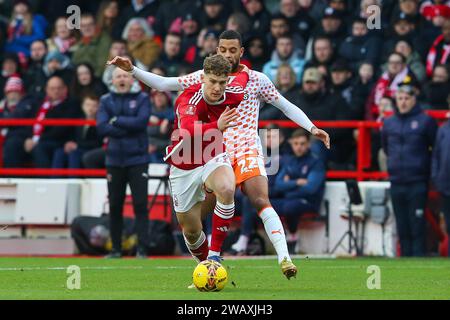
[431,95,450,257]
[338,18,381,71]
[0,53,21,101]
[304,7,347,61]
[330,59,364,119]
[46,17,79,58]
[367,52,418,120]
[159,32,185,77]
[421,64,450,109]
[116,0,160,39]
[228,124,291,255]
[103,40,128,90]
[382,82,438,257]
[279,0,315,43]
[72,13,112,78]
[420,0,450,27]
[306,35,336,71]
[0,76,35,167]
[42,50,72,86]
[96,0,122,40]
[260,63,298,121]
[271,128,326,253]
[154,0,201,39]
[226,12,251,37]
[70,63,107,104]
[24,75,80,168]
[242,0,271,36]
[393,39,427,83]
[243,34,268,72]
[201,0,230,32]
[180,13,201,54]
[286,67,351,165]
[52,95,102,169]
[186,29,219,71]
[122,18,161,70]
[147,89,173,163]
[352,62,376,120]
[23,39,47,98]
[263,34,305,84]
[426,19,450,78]
[4,0,48,57]
[96,67,150,258]
[266,14,305,54]
[381,12,423,62]
[275,63,298,95]
[298,0,328,21]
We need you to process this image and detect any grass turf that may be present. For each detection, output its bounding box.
[0,256,449,300]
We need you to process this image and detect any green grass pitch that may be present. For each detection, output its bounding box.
[0,257,449,300]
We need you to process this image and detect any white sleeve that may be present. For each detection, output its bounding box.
[130,66,183,91]
[273,94,315,132]
[257,72,315,132]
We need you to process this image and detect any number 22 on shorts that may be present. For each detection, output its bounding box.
[237,157,258,174]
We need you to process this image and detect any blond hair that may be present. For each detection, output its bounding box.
[203,54,232,77]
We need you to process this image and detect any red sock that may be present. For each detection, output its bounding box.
[184,231,208,262]
[210,201,235,254]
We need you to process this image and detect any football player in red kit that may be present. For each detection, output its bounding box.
[164,54,249,264]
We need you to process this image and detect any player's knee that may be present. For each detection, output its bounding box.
[251,196,270,212]
[183,229,202,243]
[214,183,235,203]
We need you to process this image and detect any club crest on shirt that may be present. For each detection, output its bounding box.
[129,100,137,109]
[411,120,419,130]
[302,165,308,175]
[185,105,196,115]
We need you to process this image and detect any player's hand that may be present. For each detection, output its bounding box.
[106,56,133,72]
[311,126,330,149]
[24,138,36,152]
[218,107,238,132]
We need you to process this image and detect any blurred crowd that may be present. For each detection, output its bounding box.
[0,0,449,170]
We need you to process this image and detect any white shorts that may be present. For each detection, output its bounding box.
[168,153,232,213]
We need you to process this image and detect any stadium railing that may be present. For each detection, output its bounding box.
[0,110,448,180]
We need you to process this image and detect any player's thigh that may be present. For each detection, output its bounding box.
[202,153,234,196]
[176,202,203,234]
[204,165,235,195]
[169,165,205,214]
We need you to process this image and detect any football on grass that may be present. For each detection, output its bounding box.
[192,259,228,292]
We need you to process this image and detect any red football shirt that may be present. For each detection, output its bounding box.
[164,71,249,170]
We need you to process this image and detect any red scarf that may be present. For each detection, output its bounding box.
[7,18,25,41]
[32,97,63,141]
[426,35,450,77]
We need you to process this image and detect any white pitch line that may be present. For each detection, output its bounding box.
[0,266,144,271]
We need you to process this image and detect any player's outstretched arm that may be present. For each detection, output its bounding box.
[276,94,330,149]
[106,56,183,91]
[258,73,330,149]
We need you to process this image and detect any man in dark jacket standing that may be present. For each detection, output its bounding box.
[97,67,151,258]
[382,82,438,257]
[432,109,450,257]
